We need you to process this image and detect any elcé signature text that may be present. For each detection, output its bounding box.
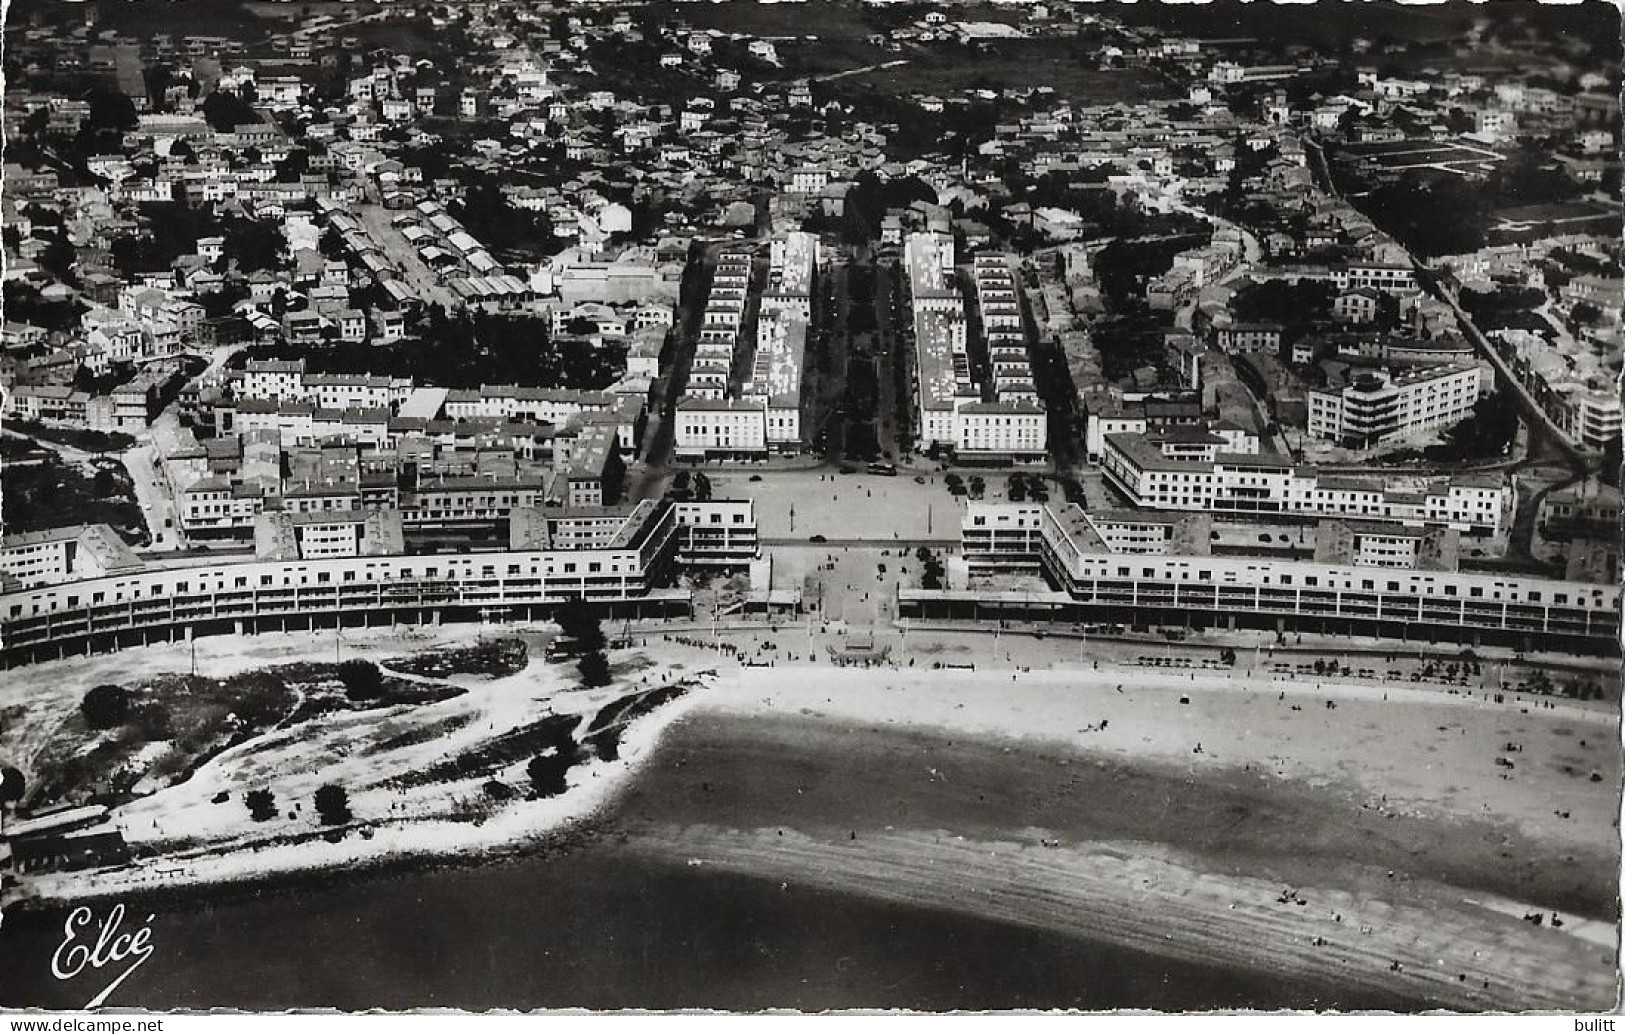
[50,903,157,1009]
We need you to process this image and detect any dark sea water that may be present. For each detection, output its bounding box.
[1,846,1420,1012]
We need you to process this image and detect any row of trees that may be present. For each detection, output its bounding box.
[244,784,350,824]
[555,598,613,688]
[669,470,713,502]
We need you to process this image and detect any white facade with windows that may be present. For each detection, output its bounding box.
[674,398,769,457]
[1101,428,1510,534]
[1307,365,1480,444]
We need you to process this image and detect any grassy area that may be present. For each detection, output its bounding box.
[644,0,880,40]
[395,713,582,790]
[28,671,300,811]
[347,15,460,58]
[49,0,268,36]
[848,43,1173,103]
[772,36,891,80]
[0,437,52,463]
[22,651,478,814]
[283,664,465,726]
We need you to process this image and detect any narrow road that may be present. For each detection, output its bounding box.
[1421,270,1589,473]
[123,444,185,553]
[1304,130,1589,473]
[811,59,909,84]
[629,243,718,499]
[353,195,460,311]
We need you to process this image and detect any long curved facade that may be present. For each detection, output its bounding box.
[907,502,1623,654]
[0,549,693,667]
[0,499,774,667]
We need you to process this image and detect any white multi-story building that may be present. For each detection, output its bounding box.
[674,398,769,458]
[761,231,817,321]
[743,311,807,451]
[923,502,1619,652]
[676,235,817,458]
[1333,263,1418,294]
[1307,365,1480,445]
[0,500,765,664]
[1100,426,1511,535]
[0,525,142,591]
[904,236,1046,458]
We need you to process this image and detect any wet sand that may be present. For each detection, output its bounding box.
[4,641,1618,1011]
[597,684,1619,1012]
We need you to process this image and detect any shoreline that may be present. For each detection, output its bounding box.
[9,658,1617,910]
[4,649,719,910]
[4,656,1617,1012]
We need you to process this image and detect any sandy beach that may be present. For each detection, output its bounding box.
[603,693,1619,1011]
[2,625,1618,1010]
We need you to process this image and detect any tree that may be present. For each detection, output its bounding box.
[693,472,712,502]
[0,766,24,805]
[1362,172,1491,258]
[313,783,351,824]
[39,233,77,285]
[81,684,130,729]
[554,598,606,654]
[245,788,277,822]
[0,765,22,835]
[85,90,138,135]
[527,752,571,797]
[1571,301,1602,327]
[578,650,612,687]
[528,715,582,798]
[1006,474,1027,503]
[337,658,384,701]
[201,89,260,133]
[219,214,285,273]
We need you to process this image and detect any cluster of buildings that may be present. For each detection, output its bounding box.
[904,231,1048,460]
[154,359,651,542]
[0,497,769,665]
[923,500,1617,652]
[674,233,817,459]
[1099,421,1511,536]
[1305,363,1482,446]
[0,2,1618,672]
